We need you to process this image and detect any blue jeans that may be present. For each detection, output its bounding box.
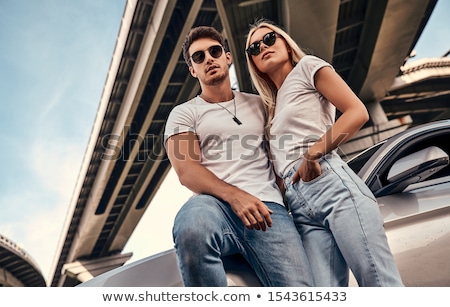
[283,152,404,287]
[172,194,314,286]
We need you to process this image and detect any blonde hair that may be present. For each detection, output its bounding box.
[245,19,307,128]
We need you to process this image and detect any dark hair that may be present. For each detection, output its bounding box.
[182,26,229,66]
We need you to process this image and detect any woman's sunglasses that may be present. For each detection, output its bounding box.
[246,31,277,56]
[190,45,223,64]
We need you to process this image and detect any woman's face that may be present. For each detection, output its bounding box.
[248,27,291,74]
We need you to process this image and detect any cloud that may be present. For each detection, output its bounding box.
[0,108,89,281]
[123,169,191,263]
[19,201,68,282]
[0,0,126,286]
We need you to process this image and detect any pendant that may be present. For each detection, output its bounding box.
[233,117,242,125]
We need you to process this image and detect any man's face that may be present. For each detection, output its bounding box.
[188,37,231,86]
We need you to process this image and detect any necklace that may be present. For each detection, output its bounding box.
[200,93,242,125]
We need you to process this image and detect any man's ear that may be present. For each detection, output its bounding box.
[226,52,232,66]
[189,65,197,78]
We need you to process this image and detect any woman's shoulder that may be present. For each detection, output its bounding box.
[299,55,330,67]
[296,55,333,75]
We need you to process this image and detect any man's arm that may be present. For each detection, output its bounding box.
[166,132,273,231]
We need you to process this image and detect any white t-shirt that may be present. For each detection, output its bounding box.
[269,55,336,177]
[164,90,283,205]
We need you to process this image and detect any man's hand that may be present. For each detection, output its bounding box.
[226,189,273,231]
[166,132,273,231]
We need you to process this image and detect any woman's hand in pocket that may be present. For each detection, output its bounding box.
[293,158,321,184]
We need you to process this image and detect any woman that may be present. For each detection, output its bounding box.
[245,19,403,287]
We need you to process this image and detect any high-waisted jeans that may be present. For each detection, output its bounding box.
[172,194,314,286]
[283,152,404,287]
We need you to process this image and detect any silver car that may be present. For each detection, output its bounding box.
[346,119,450,286]
[79,120,450,287]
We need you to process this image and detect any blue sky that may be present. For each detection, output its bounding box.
[0,0,448,285]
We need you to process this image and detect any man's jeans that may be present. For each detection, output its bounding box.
[172,194,314,286]
[284,152,404,287]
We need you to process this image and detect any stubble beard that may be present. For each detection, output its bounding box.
[203,70,228,86]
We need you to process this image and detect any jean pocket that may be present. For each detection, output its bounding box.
[340,165,377,203]
[300,162,332,185]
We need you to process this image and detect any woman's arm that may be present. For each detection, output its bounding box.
[293,66,369,183]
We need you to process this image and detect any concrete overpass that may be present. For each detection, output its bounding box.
[49,0,441,286]
[0,234,46,287]
[383,55,450,124]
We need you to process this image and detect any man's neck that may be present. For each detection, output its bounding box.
[200,83,234,103]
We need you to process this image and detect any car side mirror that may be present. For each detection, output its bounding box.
[374,146,449,197]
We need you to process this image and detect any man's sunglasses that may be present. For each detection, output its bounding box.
[246,31,277,56]
[190,45,223,64]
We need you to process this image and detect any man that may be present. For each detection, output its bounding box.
[164,26,313,286]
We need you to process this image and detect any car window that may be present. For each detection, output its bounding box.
[346,142,385,173]
[370,129,450,196]
[385,134,450,182]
